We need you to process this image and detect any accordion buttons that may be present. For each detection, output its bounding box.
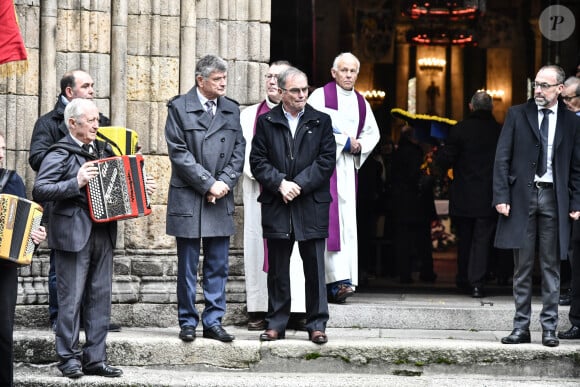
[220,137,225,142]
[220,153,225,158]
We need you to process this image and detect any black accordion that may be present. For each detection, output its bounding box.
[0,194,43,265]
[86,154,151,223]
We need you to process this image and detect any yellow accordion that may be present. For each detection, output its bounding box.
[0,194,43,265]
[97,126,139,156]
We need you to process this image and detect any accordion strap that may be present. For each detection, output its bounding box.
[0,168,14,193]
[96,131,123,156]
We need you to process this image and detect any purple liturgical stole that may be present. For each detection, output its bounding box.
[323,81,366,251]
[253,100,272,272]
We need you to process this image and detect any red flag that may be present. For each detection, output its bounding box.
[0,0,27,77]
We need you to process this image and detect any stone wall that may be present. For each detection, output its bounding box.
[0,0,272,327]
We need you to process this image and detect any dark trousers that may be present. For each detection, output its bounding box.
[453,216,497,288]
[265,237,328,334]
[0,264,17,387]
[512,186,560,331]
[176,236,230,329]
[48,249,57,324]
[394,221,434,280]
[569,234,580,327]
[55,225,113,371]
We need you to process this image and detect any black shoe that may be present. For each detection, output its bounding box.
[558,325,580,340]
[108,323,122,332]
[179,326,196,342]
[331,284,355,304]
[472,287,484,298]
[82,363,123,378]
[203,325,235,342]
[542,330,559,347]
[501,328,531,344]
[559,289,572,306]
[62,366,83,379]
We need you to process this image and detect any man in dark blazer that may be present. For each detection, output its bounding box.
[493,65,580,348]
[436,91,501,298]
[250,67,336,344]
[165,55,245,343]
[33,98,122,378]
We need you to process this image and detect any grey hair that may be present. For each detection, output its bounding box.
[564,76,580,96]
[277,67,308,89]
[63,98,98,130]
[470,91,493,111]
[538,65,566,84]
[332,52,360,73]
[195,55,228,79]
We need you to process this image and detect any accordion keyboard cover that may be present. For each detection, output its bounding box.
[86,154,151,223]
[0,194,43,265]
[97,126,139,156]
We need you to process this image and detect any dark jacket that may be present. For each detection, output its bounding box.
[436,109,501,218]
[29,96,111,171]
[32,134,117,252]
[165,86,245,238]
[493,99,580,258]
[391,136,436,223]
[249,103,336,241]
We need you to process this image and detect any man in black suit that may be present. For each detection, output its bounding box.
[493,65,580,348]
[33,98,122,379]
[436,91,501,298]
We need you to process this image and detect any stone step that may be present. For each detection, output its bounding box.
[13,326,580,385]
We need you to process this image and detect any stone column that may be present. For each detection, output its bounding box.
[39,0,57,114]
[180,0,197,94]
[111,0,128,126]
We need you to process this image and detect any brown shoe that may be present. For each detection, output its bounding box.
[332,284,354,304]
[248,319,267,331]
[259,329,285,341]
[309,330,328,344]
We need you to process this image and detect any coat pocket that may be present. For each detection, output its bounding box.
[167,186,197,216]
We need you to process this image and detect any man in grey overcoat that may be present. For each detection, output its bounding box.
[165,55,245,343]
[493,65,580,347]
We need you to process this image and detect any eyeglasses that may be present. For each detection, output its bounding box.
[531,81,561,90]
[561,94,579,102]
[265,74,278,80]
[281,87,309,95]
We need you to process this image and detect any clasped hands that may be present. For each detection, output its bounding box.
[349,137,361,154]
[279,179,301,203]
[206,180,229,204]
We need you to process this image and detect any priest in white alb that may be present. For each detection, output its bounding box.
[308,52,380,303]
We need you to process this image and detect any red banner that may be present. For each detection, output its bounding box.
[0,0,27,76]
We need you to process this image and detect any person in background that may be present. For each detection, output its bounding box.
[165,55,245,343]
[391,126,437,283]
[493,65,580,348]
[558,75,580,341]
[250,67,335,344]
[0,133,47,387]
[241,60,307,332]
[28,69,119,332]
[436,91,501,298]
[307,52,380,304]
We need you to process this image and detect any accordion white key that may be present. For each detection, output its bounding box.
[0,194,43,265]
[86,154,151,223]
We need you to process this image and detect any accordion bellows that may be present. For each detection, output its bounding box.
[0,194,43,265]
[87,155,151,223]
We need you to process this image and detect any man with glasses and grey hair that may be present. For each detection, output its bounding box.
[493,65,580,347]
[241,60,308,332]
[250,66,335,344]
[165,54,245,343]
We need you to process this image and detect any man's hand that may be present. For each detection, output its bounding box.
[279,179,301,203]
[570,211,580,220]
[145,175,157,195]
[496,203,510,216]
[350,137,361,154]
[30,225,47,245]
[208,180,230,200]
[77,161,99,188]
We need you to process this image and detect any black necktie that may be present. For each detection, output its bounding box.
[205,100,215,119]
[537,109,550,177]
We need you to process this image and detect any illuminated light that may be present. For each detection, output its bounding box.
[418,57,446,72]
[361,89,386,101]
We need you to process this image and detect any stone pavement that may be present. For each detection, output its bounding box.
[12,291,580,386]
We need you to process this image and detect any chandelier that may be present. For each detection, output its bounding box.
[418,57,446,72]
[402,0,486,20]
[407,29,477,46]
